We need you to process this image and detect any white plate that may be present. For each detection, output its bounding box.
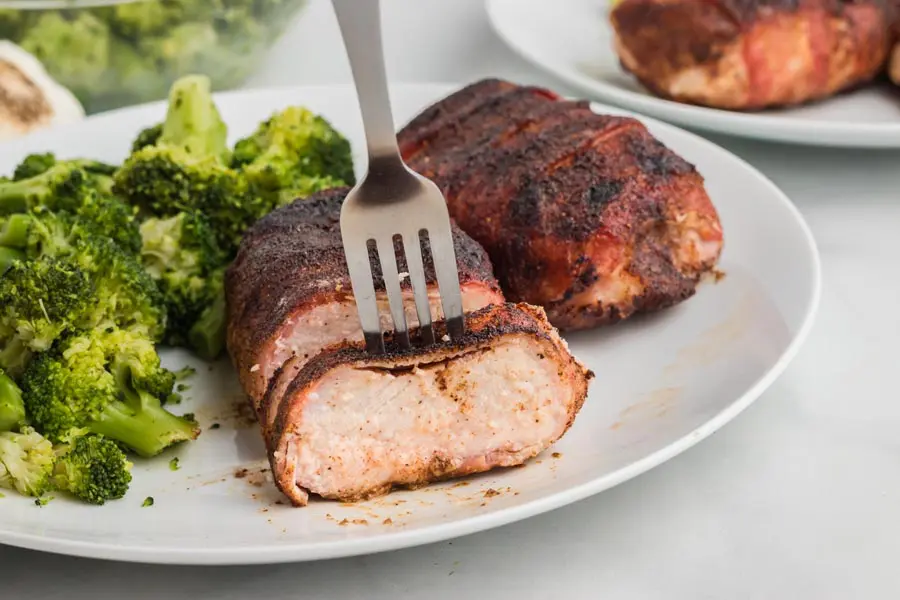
[0,84,820,565]
[487,0,900,148]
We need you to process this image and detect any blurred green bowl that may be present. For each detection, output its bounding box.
[0,0,307,113]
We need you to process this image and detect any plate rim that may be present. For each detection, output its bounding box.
[486,0,900,148]
[0,83,822,565]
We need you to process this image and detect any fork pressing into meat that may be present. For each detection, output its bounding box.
[332,0,465,353]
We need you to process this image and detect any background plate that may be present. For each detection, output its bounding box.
[0,84,820,564]
[487,0,900,148]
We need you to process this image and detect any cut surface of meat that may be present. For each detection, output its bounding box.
[609,0,893,110]
[225,187,505,408]
[398,78,723,330]
[266,303,592,506]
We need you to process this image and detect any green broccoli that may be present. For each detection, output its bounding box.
[272,173,346,208]
[0,210,166,343]
[131,124,163,154]
[104,1,185,38]
[0,426,54,497]
[52,434,132,505]
[22,327,196,457]
[188,269,227,360]
[12,153,117,182]
[141,22,232,82]
[140,211,225,349]
[0,256,94,376]
[232,106,355,187]
[0,165,140,255]
[0,247,23,275]
[19,12,111,94]
[115,75,263,255]
[0,368,25,432]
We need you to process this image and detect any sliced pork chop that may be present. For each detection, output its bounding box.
[265,303,592,506]
[225,187,504,410]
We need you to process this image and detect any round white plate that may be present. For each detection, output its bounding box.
[487,0,900,148]
[0,84,820,565]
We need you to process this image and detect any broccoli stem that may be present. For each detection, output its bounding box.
[0,369,25,432]
[0,214,32,248]
[189,292,226,361]
[89,398,199,458]
[0,247,25,274]
[0,177,45,214]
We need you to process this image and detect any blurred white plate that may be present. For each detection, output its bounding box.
[0,84,819,564]
[487,0,900,147]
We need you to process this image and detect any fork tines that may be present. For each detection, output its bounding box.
[341,203,465,355]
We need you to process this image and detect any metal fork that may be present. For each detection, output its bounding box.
[332,0,465,354]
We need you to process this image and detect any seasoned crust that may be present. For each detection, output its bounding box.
[398,78,721,329]
[225,187,502,397]
[266,302,593,505]
[610,0,893,109]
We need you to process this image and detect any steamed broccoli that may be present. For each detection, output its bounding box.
[187,269,226,360]
[232,106,355,187]
[139,211,225,348]
[104,1,185,38]
[0,247,23,275]
[131,124,163,153]
[19,12,111,91]
[0,211,166,343]
[0,368,25,432]
[0,256,94,376]
[13,153,117,183]
[0,165,140,255]
[22,328,195,457]
[0,426,54,497]
[115,75,262,255]
[52,434,132,505]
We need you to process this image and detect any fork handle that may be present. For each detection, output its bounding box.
[332,0,402,164]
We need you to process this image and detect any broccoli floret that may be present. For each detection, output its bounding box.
[52,434,132,505]
[131,124,163,154]
[0,163,88,214]
[141,23,232,82]
[19,12,111,92]
[0,426,54,497]
[0,368,25,432]
[232,106,355,186]
[0,211,165,343]
[140,211,225,347]
[0,165,140,255]
[22,328,197,457]
[273,173,346,208]
[13,153,117,182]
[115,75,263,255]
[104,1,185,38]
[0,247,23,275]
[157,74,229,161]
[188,269,226,360]
[0,9,32,39]
[12,153,56,181]
[0,256,94,376]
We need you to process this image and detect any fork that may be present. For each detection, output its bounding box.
[332,0,465,354]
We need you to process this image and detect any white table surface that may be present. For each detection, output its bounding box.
[5,1,900,597]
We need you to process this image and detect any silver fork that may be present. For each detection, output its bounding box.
[332,0,465,354]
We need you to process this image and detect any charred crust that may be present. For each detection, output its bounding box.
[398,77,721,330]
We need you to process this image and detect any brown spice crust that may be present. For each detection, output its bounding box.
[225,187,503,401]
[397,79,722,330]
[610,0,893,110]
[267,302,592,506]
